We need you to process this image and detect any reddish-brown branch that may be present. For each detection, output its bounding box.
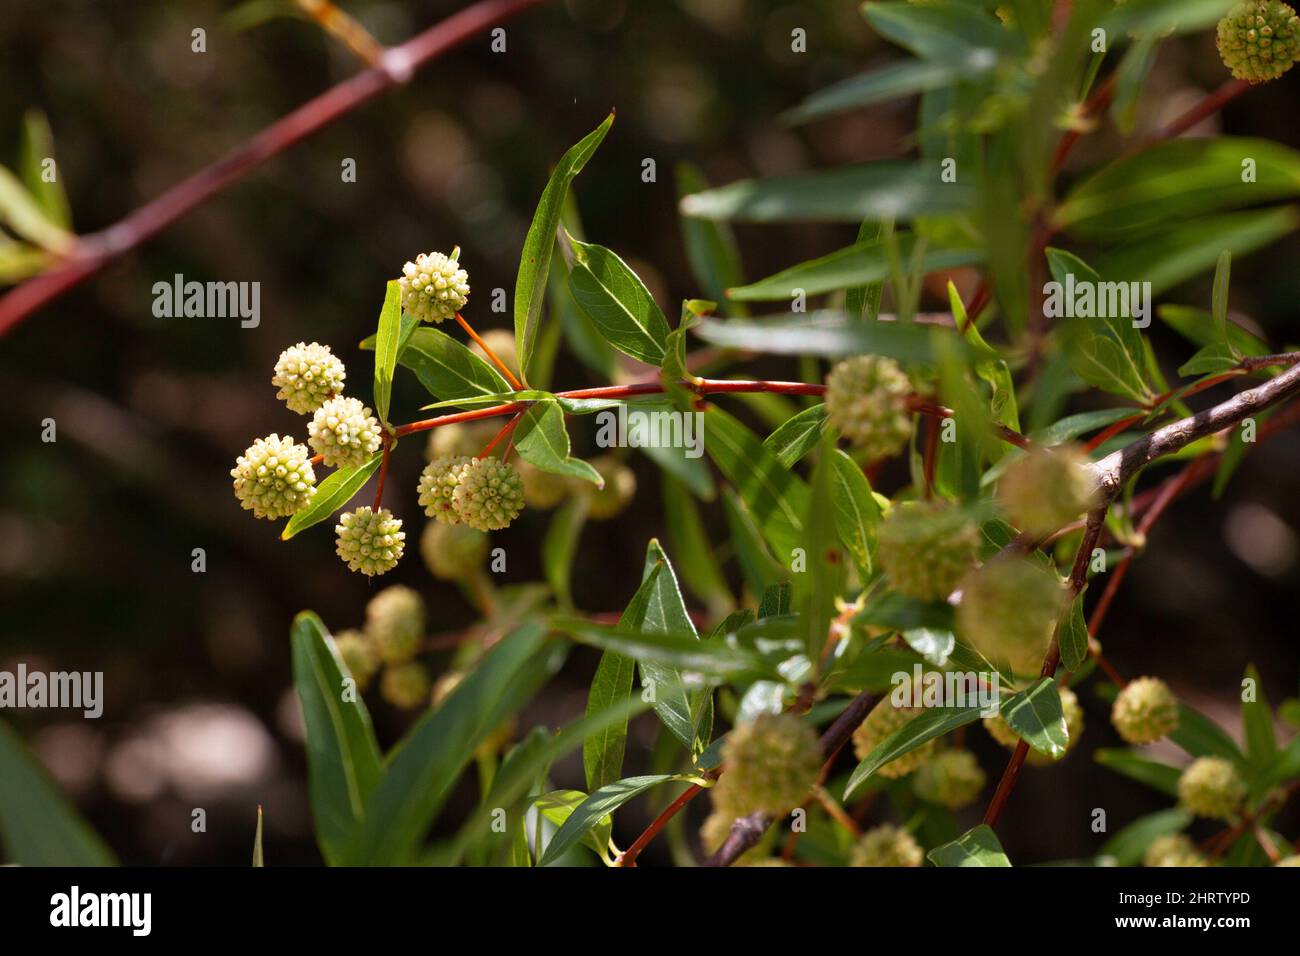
[480,411,523,458]
[1144,78,1251,146]
[616,783,706,868]
[372,435,392,510]
[456,312,523,390]
[0,0,551,339]
[922,412,940,498]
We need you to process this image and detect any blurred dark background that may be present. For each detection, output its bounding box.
[0,0,1296,865]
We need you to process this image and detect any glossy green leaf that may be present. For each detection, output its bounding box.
[1058,590,1089,672]
[515,113,614,380]
[662,473,731,611]
[534,789,612,862]
[1002,678,1068,759]
[0,720,115,865]
[1094,748,1182,797]
[386,325,511,404]
[0,164,72,253]
[1031,407,1139,446]
[722,488,789,596]
[539,774,681,866]
[1098,808,1192,866]
[542,496,588,612]
[927,824,1011,867]
[19,109,71,229]
[763,404,830,469]
[782,59,969,125]
[556,616,773,677]
[514,400,603,484]
[567,235,672,365]
[844,704,983,798]
[865,2,1022,62]
[676,163,748,313]
[1242,663,1277,769]
[695,312,973,363]
[372,280,402,424]
[829,448,882,580]
[1170,703,1246,764]
[280,454,382,540]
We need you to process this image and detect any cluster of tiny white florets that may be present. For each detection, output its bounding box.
[419,456,525,531]
[335,506,405,576]
[272,341,346,414]
[309,396,383,469]
[399,249,471,323]
[231,433,317,519]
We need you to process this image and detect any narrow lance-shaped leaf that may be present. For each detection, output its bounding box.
[280,454,382,540]
[567,234,672,365]
[372,280,402,424]
[676,163,748,314]
[514,400,603,485]
[515,112,614,381]
[362,325,510,404]
[539,774,682,867]
[829,448,882,581]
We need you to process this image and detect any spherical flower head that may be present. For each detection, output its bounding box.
[309,396,383,469]
[469,329,519,379]
[877,501,980,601]
[912,749,987,809]
[380,661,431,710]
[335,506,405,576]
[1218,1,1300,84]
[957,557,1065,677]
[1143,833,1208,868]
[518,459,570,510]
[334,629,379,690]
[272,341,345,414]
[1178,757,1246,821]
[399,249,470,323]
[824,355,914,460]
[426,421,499,461]
[984,685,1083,766]
[585,456,636,520]
[1276,855,1300,866]
[364,585,425,664]
[853,694,937,778]
[420,520,488,581]
[720,713,822,816]
[417,455,471,524]
[452,456,525,531]
[850,824,924,868]
[997,444,1097,535]
[231,433,317,520]
[1111,676,1180,745]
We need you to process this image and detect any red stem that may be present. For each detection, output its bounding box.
[372,436,392,510]
[616,784,705,867]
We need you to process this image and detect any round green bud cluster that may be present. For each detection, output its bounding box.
[853,695,936,778]
[1178,757,1246,821]
[850,824,924,868]
[272,341,346,414]
[364,585,425,664]
[997,444,1097,536]
[418,455,472,523]
[231,433,317,520]
[420,520,488,581]
[877,501,980,601]
[912,749,987,809]
[585,456,637,520]
[426,421,499,461]
[380,661,432,710]
[957,557,1065,677]
[720,713,823,816]
[452,456,526,531]
[309,396,383,469]
[1143,833,1208,868]
[1111,676,1180,745]
[335,506,405,576]
[469,329,519,379]
[399,249,470,323]
[334,629,379,690]
[824,355,914,461]
[1217,1,1300,84]
[984,685,1083,766]
[518,459,569,510]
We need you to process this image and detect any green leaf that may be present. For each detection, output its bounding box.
[1110,32,1160,135]
[291,612,383,866]
[722,488,789,596]
[844,705,984,798]
[539,775,681,866]
[372,280,402,424]
[728,236,981,301]
[900,628,955,667]
[1159,304,1270,357]
[542,496,588,612]
[556,617,773,678]
[1242,663,1277,769]
[1102,0,1234,37]
[1094,748,1182,797]
[1058,590,1089,672]
[567,236,672,365]
[0,720,115,865]
[373,325,511,404]
[345,623,553,864]
[280,454,382,540]
[695,312,973,363]
[763,404,830,469]
[662,474,731,611]
[514,400,603,485]
[846,219,887,322]
[679,161,976,223]
[782,59,972,125]
[583,646,638,794]
[515,113,614,380]
[1211,251,1234,353]
[1179,342,1240,377]
[927,824,1011,867]
[1002,678,1068,759]
[1031,408,1140,446]
[19,109,71,229]
[829,448,882,580]
[0,164,73,253]
[704,406,809,560]
[1098,808,1192,866]
[800,436,846,659]
[534,789,612,862]
[864,2,1022,63]
[1058,138,1300,239]
[1212,406,1267,499]
[676,163,748,313]
[1170,703,1246,764]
